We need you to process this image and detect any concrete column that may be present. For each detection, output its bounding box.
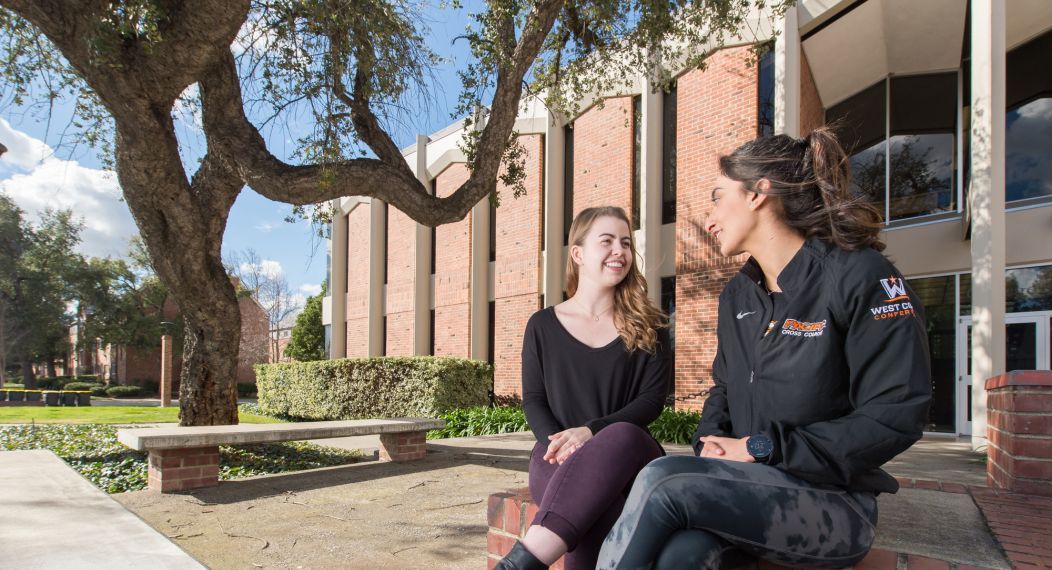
[542,112,566,306]
[640,77,663,305]
[329,200,348,359]
[414,134,432,355]
[470,197,491,360]
[774,7,801,138]
[969,0,1006,451]
[160,334,172,407]
[368,198,386,356]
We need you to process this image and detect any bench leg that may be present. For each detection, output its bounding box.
[148,446,220,492]
[378,431,427,462]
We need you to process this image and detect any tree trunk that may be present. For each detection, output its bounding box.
[20,353,35,389]
[173,280,242,426]
[46,358,57,378]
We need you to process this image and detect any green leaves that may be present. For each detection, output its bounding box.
[284,280,326,361]
[0,423,359,494]
[647,407,701,445]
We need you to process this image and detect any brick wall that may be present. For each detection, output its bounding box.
[986,371,1052,497]
[386,205,419,356]
[433,163,473,357]
[493,134,545,397]
[572,97,634,217]
[674,46,759,410]
[800,50,825,136]
[237,296,269,382]
[346,205,371,357]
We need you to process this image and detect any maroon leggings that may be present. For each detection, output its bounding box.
[528,422,665,570]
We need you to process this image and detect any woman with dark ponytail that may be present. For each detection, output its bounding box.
[596,127,932,569]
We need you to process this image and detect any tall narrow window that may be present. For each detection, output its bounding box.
[429,309,435,355]
[489,198,497,262]
[757,44,775,138]
[1006,29,1052,203]
[381,316,387,355]
[660,276,677,399]
[382,202,390,284]
[430,180,437,275]
[889,73,957,220]
[488,301,496,364]
[828,80,888,218]
[632,95,642,231]
[563,124,574,244]
[662,83,678,224]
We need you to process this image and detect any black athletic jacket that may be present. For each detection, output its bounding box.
[692,238,931,494]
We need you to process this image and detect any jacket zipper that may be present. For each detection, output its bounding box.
[748,284,777,435]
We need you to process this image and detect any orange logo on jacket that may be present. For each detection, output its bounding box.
[781,319,827,338]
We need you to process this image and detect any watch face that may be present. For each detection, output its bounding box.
[748,435,773,459]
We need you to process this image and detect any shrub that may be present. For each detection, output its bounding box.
[139,379,159,395]
[106,386,144,398]
[237,382,257,397]
[648,407,702,445]
[90,386,108,397]
[63,382,103,391]
[255,356,492,420]
[3,384,25,390]
[426,406,702,445]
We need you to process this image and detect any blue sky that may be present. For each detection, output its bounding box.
[0,2,480,313]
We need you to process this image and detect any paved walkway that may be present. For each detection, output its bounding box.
[4,418,1046,569]
[0,450,205,569]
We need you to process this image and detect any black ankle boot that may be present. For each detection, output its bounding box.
[494,541,548,570]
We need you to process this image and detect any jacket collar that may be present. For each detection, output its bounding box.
[739,238,833,298]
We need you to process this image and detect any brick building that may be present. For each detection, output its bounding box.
[324,1,1052,449]
[70,295,270,389]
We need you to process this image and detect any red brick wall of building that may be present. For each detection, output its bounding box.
[493,134,545,397]
[346,205,371,357]
[386,205,419,356]
[800,51,825,136]
[433,163,473,357]
[674,46,760,410]
[237,296,269,383]
[572,97,635,217]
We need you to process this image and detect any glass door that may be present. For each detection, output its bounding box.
[956,314,1050,436]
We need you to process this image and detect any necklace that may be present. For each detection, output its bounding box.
[574,297,614,322]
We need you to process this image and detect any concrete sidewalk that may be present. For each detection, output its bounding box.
[0,450,205,570]
[106,433,1015,569]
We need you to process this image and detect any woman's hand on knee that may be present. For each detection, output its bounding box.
[699,435,753,463]
[545,426,593,464]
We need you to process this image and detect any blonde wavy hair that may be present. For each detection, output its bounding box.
[565,207,668,353]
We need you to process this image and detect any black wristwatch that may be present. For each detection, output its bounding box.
[746,434,773,463]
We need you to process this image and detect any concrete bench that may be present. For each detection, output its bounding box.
[117,418,444,493]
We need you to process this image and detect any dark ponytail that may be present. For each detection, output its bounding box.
[718,126,885,252]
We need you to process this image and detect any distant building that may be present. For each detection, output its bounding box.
[69,294,270,389]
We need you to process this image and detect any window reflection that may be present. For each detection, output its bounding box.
[888,134,955,220]
[848,141,887,217]
[1006,97,1052,202]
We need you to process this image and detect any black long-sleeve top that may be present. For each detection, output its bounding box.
[521,306,672,443]
[692,238,932,494]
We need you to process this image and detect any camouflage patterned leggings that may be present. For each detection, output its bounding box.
[596,456,878,569]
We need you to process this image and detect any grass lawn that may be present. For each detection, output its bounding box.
[0,406,282,424]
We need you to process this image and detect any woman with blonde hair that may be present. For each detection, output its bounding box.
[495,206,672,570]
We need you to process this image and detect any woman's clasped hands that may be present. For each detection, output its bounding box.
[544,426,593,464]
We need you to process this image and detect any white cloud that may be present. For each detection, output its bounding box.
[0,118,55,171]
[0,119,137,258]
[240,259,284,280]
[299,283,322,296]
[255,221,277,233]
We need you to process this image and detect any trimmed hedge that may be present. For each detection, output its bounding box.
[255,357,492,420]
[105,386,144,398]
[63,382,104,391]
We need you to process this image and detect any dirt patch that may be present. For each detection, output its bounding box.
[114,435,533,569]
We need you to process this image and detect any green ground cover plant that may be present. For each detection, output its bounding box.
[0,424,360,493]
[427,406,702,445]
[0,406,281,424]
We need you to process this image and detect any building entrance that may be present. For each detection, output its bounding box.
[956,313,1052,436]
